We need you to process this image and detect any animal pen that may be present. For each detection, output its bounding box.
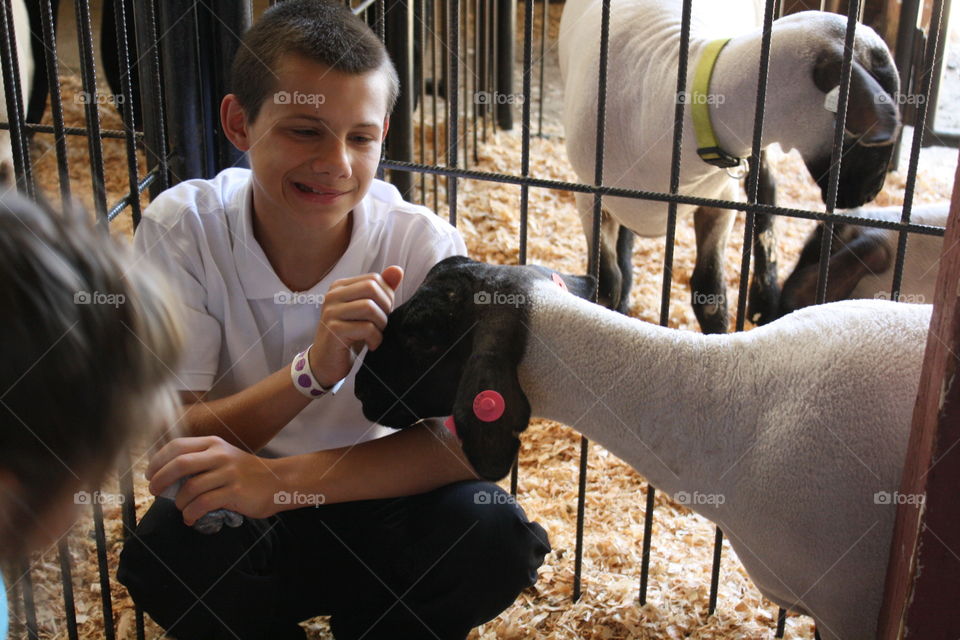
[2,0,959,638]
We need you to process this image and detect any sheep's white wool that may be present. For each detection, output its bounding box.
[518,279,931,640]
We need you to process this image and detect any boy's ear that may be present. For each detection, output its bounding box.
[221,94,252,151]
[381,115,390,142]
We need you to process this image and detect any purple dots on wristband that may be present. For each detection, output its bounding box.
[295,358,306,372]
[310,388,324,396]
[298,374,312,388]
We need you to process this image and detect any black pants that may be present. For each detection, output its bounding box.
[117,481,550,640]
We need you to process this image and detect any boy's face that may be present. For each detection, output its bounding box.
[222,54,391,232]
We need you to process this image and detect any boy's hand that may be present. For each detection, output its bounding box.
[310,265,403,387]
[146,436,283,526]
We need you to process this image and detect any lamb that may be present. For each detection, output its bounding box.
[779,203,948,316]
[355,256,932,640]
[559,0,900,333]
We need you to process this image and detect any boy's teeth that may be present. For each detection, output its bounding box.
[298,182,325,195]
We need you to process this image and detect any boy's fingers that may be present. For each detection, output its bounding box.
[329,299,389,330]
[325,279,395,315]
[381,265,403,291]
[146,437,216,483]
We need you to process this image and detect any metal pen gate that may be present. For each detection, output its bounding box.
[1,0,955,638]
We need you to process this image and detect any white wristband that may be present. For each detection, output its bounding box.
[291,345,345,399]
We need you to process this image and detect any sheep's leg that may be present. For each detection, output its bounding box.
[615,224,634,314]
[748,151,781,326]
[577,193,627,311]
[691,206,735,334]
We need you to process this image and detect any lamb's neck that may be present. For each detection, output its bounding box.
[708,22,829,159]
[517,284,755,499]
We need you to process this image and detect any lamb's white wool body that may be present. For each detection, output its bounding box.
[558,0,888,236]
[519,280,931,639]
[847,204,947,303]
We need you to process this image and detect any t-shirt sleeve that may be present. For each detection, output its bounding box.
[133,214,222,392]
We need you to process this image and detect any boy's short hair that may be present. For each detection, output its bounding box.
[0,195,181,559]
[230,0,400,123]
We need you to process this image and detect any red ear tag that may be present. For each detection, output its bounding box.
[473,390,506,422]
[552,273,568,291]
[444,415,458,437]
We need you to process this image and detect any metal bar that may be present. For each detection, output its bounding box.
[377,159,947,237]
[107,170,160,222]
[462,0,469,170]
[419,0,426,202]
[75,0,109,225]
[495,0,515,129]
[432,0,439,211]
[472,0,479,165]
[0,121,140,139]
[132,0,171,198]
[775,607,786,637]
[116,450,144,640]
[57,539,80,640]
[17,560,39,639]
[39,0,71,204]
[0,0,34,198]
[815,0,862,304]
[519,0,533,266]
[112,0,143,228]
[891,0,947,302]
[537,0,548,137]
[576,0,612,604]
[891,0,920,169]
[92,502,116,640]
[385,0,414,197]
[447,0,460,225]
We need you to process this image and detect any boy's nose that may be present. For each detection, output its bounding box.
[311,139,351,178]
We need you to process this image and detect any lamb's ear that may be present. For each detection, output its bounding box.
[451,318,531,481]
[780,227,892,315]
[813,47,900,145]
[555,273,596,300]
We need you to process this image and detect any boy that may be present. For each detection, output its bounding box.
[0,193,181,637]
[117,2,551,639]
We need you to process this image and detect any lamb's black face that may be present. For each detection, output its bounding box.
[804,140,895,209]
[355,256,594,480]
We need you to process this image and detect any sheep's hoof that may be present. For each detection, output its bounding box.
[748,282,781,326]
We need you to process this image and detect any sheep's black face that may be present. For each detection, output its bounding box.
[804,140,894,209]
[356,256,595,481]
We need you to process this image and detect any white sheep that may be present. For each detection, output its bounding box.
[559,0,900,333]
[356,256,932,640]
[780,203,948,315]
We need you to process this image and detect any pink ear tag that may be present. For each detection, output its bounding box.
[552,273,568,291]
[473,390,506,422]
[444,415,458,437]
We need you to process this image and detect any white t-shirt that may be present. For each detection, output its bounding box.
[134,168,466,457]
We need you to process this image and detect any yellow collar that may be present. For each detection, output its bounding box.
[692,38,741,169]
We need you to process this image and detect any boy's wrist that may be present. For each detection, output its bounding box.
[306,344,343,389]
[270,453,331,513]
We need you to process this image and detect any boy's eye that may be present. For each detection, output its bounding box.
[351,136,375,145]
[292,128,319,137]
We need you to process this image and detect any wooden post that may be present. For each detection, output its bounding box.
[879,150,960,638]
